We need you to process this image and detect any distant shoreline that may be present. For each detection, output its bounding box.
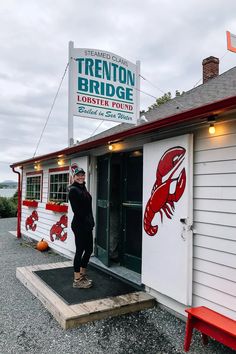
[0,188,17,198]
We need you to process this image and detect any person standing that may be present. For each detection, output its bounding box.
[68,167,95,288]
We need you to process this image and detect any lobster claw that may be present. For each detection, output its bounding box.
[173,168,186,202]
[143,146,187,237]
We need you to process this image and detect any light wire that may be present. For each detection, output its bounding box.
[33,62,69,157]
[90,120,105,137]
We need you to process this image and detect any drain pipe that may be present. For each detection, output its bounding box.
[11,166,22,238]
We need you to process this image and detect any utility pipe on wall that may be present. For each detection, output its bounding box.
[11,166,22,238]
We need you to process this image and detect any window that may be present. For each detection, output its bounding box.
[49,172,69,203]
[26,175,42,200]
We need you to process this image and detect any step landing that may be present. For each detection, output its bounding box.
[16,261,156,329]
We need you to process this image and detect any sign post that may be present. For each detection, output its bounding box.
[135,60,140,124]
[68,41,74,146]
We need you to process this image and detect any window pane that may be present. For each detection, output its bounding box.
[49,173,69,202]
[26,175,41,200]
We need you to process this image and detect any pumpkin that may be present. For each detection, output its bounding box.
[36,239,49,252]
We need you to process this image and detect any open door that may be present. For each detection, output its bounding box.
[142,134,193,305]
[95,151,143,273]
[95,155,111,266]
[121,150,143,273]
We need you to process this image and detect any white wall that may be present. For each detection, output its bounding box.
[193,118,236,320]
[21,157,92,259]
[21,162,74,258]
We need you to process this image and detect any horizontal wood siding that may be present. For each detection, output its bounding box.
[193,119,236,320]
[21,163,74,258]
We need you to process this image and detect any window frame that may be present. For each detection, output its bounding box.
[48,166,69,204]
[25,171,43,201]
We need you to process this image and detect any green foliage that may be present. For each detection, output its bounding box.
[148,90,185,111]
[0,192,18,218]
[12,191,18,204]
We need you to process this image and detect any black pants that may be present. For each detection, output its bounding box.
[72,224,93,272]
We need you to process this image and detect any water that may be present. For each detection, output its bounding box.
[0,189,17,198]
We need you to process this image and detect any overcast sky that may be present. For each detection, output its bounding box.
[0,0,236,182]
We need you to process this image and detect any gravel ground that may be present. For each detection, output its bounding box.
[0,218,234,354]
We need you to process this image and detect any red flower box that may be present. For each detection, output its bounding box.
[45,203,68,213]
[23,200,38,208]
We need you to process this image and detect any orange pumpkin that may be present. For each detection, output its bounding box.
[36,239,49,252]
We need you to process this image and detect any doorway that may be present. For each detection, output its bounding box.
[95,150,143,273]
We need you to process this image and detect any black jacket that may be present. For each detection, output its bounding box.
[68,182,95,231]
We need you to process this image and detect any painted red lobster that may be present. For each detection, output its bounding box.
[25,210,38,231]
[143,146,186,236]
[50,215,68,242]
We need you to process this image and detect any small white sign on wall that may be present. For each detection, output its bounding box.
[142,134,193,305]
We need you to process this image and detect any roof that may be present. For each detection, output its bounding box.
[146,66,236,120]
[83,65,236,141]
[11,66,236,168]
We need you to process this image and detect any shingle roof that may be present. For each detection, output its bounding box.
[146,66,236,121]
[80,66,236,144]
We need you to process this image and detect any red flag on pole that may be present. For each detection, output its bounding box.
[226,31,236,53]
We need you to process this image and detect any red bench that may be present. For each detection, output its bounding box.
[184,306,236,352]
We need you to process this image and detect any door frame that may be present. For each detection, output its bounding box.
[95,150,143,273]
[95,154,111,267]
[120,151,143,273]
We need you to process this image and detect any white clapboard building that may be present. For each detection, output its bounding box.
[11,56,236,320]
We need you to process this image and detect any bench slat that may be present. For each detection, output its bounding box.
[186,306,236,336]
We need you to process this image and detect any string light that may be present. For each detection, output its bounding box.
[209,123,216,135]
[34,163,40,170]
[57,158,64,166]
[208,116,216,135]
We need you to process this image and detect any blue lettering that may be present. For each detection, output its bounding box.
[85,59,94,76]
[78,77,88,92]
[94,59,102,78]
[119,67,126,84]
[106,84,115,97]
[89,79,100,94]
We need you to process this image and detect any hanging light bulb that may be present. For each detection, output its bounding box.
[57,158,64,166]
[208,116,216,135]
[209,123,215,135]
[108,144,113,151]
[34,163,40,170]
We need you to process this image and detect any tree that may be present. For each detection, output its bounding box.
[0,192,18,218]
[148,90,184,111]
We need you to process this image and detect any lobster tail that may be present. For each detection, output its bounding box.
[50,230,54,242]
[144,222,158,236]
[143,203,158,236]
[60,232,67,241]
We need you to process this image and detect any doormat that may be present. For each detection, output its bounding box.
[34,265,140,305]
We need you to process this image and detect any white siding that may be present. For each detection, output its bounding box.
[21,163,75,259]
[21,157,90,259]
[193,119,236,320]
